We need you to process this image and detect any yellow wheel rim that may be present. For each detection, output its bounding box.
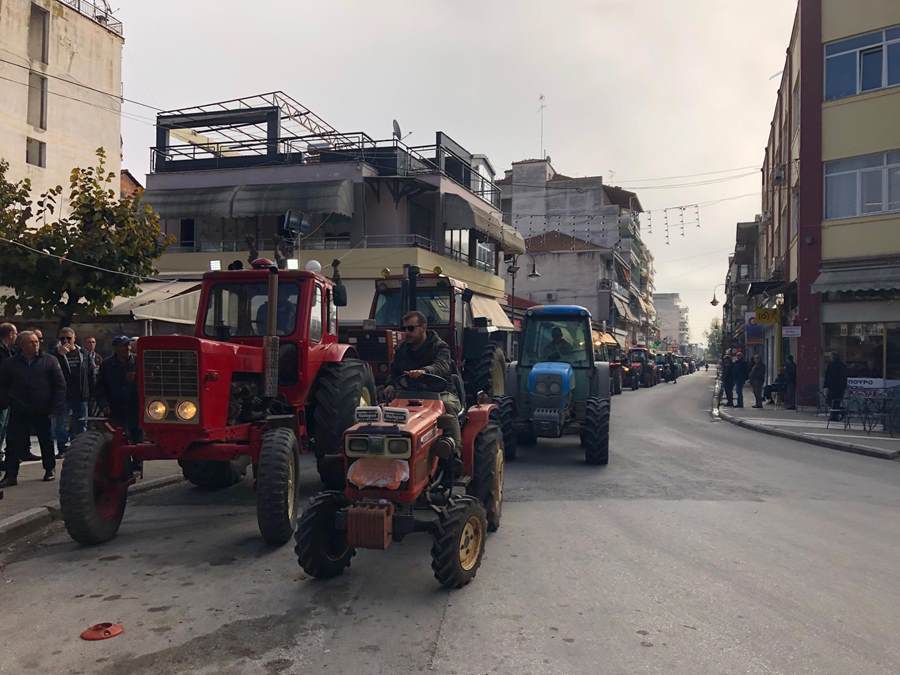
[493,442,504,513]
[459,515,484,571]
[286,452,296,522]
[360,387,372,407]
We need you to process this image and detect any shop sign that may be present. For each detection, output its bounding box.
[847,378,882,389]
[782,325,801,338]
[744,311,764,346]
[755,308,779,324]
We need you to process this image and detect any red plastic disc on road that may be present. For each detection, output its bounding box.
[80,623,124,641]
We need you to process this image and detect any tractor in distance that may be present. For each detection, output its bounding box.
[339,265,511,405]
[294,372,504,589]
[494,305,611,465]
[59,258,375,547]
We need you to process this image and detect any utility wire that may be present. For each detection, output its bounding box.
[0,237,159,281]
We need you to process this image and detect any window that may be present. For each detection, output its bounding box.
[520,317,592,368]
[179,218,195,249]
[373,286,452,326]
[27,72,47,129]
[25,137,45,167]
[203,282,298,339]
[327,290,337,334]
[790,189,799,236]
[28,4,49,64]
[824,150,900,219]
[444,228,469,263]
[825,25,900,100]
[791,78,800,133]
[309,285,322,342]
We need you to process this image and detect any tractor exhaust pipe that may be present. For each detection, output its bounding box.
[404,264,420,313]
[263,264,279,399]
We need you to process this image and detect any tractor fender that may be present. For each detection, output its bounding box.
[504,361,519,395]
[318,343,359,364]
[461,403,494,478]
[590,361,611,400]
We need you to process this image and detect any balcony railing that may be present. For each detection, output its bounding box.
[58,0,123,35]
[168,233,437,254]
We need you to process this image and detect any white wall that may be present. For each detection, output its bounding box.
[0,0,123,207]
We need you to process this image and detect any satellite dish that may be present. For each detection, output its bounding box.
[392,119,402,140]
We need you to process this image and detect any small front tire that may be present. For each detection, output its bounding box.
[295,491,355,579]
[256,427,300,545]
[431,496,487,589]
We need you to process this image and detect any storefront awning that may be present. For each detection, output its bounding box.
[231,180,354,218]
[598,332,619,347]
[500,223,526,255]
[131,289,201,325]
[142,186,239,219]
[612,297,637,323]
[812,267,900,294]
[143,180,354,220]
[470,295,514,330]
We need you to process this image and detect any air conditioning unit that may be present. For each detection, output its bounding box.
[546,292,557,301]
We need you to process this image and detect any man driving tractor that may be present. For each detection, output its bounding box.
[543,325,573,361]
[383,311,462,443]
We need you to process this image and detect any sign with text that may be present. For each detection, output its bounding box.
[782,325,801,338]
[755,307,779,325]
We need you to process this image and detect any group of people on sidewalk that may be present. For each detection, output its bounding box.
[0,323,139,489]
[720,350,797,410]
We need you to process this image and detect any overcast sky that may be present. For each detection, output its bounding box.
[117,0,797,342]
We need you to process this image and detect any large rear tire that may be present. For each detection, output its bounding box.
[256,427,300,545]
[313,360,375,490]
[582,397,610,466]
[294,491,355,579]
[180,459,243,490]
[59,431,128,545]
[431,496,487,589]
[464,343,506,406]
[492,396,517,461]
[612,370,623,395]
[467,423,504,532]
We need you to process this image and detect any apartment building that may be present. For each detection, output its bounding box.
[0,0,123,199]
[139,92,524,325]
[653,292,689,352]
[735,0,900,401]
[497,159,655,348]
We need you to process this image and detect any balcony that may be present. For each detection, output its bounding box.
[58,0,123,35]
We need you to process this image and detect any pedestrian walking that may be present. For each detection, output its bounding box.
[749,355,766,408]
[0,322,17,470]
[784,354,797,409]
[721,355,734,406]
[0,331,66,487]
[732,352,749,408]
[97,336,141,442]
[823,351,848,421]
[52,327,96,457]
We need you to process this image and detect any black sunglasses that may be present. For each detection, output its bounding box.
[402,324,421,332]
[60,336,73,341]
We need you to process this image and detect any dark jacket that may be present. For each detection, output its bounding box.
[97,353,138,422]
[0,352,66,416]
[0,341,14,367]
[721,360,734,385]
[749,360,766,385]
[53,345,96,402]
[388,330,453,391]
[784,359,797,384]
[824,358,848,396]
[732,357,749,382]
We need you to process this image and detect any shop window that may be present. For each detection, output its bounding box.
[823,323,885,378]
[887,323,900,381]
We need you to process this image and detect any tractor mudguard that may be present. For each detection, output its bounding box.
[318,343,359,364]
[504,361,519,398]
[590,361,611,399]
[460,403,494,478]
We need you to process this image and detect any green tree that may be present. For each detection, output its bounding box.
[0,150,171,328]
[704,318,723,360]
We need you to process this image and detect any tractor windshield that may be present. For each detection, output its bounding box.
[203,281,300,339]
[520,317,592,368]
[373,287,451,326]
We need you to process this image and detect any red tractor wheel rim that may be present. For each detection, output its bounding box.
[93,461,122,521]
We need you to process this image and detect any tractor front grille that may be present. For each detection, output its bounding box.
[143,350,199,398]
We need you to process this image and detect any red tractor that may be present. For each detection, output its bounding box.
[340,265,510,405]
[294,373,504,589]
[59,259,375,546]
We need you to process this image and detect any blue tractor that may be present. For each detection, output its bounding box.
[493,305,611,465]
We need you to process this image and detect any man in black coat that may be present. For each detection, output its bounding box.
[0,322,17,471]
[732,352,749,408]
[720,355,734,406]
[823,351,848,421]
[52,327,96,456]
[97,336,141,442]
[784,354,797,409]
[0,331,66,486]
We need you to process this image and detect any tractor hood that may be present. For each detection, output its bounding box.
[527,362,575,395]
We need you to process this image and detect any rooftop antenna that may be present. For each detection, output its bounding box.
[539,94,547,158]
[392,119,412,142]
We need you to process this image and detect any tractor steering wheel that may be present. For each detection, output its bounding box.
[398,373,449,393]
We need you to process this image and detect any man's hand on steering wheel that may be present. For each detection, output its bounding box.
[405,369,427,379]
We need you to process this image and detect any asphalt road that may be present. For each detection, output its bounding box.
[3,372,900,674]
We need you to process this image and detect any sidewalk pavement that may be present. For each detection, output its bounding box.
[0,454,183,547]
[713,385,899,460]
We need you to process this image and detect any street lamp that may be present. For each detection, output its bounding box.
[709,282,726,306]
[527,254,541,278]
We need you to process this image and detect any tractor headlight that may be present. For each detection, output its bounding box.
[147,400,167,421]
[549,381,561,394]
[176,400,198,421]
[347,437,369,454]
[387,438,411,456]
[535,381,548,394]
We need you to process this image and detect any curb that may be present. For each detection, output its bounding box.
[0,473,184,548]
[715,407,899,460]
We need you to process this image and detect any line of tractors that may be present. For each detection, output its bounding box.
[58,261,613,589]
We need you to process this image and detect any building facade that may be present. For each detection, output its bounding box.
[729,0,900,401]
[140,92,524,325]
[653,292,690,352]
[0,0,123,199]
[497,159,656,348]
